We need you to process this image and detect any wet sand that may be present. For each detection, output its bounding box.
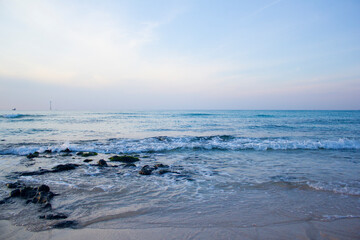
[1,217,360,240]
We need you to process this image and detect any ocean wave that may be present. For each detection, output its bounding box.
[178,113,216,117]
[254,114,275,118]
[253,179,360,196]
[0,113,44,119]
[0,136,359,156]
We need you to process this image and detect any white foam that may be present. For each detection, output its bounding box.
[307,181,360,196]
[1,137,359,155]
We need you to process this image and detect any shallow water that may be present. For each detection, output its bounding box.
[0,110,359,237]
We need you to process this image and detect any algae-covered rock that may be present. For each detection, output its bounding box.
[109,155,140,163]
[52,163,80,172]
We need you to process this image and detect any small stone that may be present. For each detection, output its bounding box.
[139,165,152,175]
[97,159,108,166]
[123,163,136,168]
[158,169,171,175]
[83,159,93,163]
[44,150,52,153]
[153,163,169,169]
[27,152,39,159]
[62,148,71,153]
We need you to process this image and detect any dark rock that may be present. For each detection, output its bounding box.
[20,187,37,199]
[122,163,136,168]
[97,159,108,166]
[27,152,39,159]
[61,153,72,156]
[10,189,21,197]
[16,169,51,176]
[158,169,171,175]
[153,163,169,169]
[25,169,49,176]
[139,165,152,175]
[38,185,50,192]
[62,148,71,153]
[6,182,23,189]
[0,200,6,204]
[43,203,52,209]
[53,220,78,229]
[15,163,79,177]
[83,159,93,163]
[8,183,56,208]
[77,152,98,157]
[109,155,140,163]
[33,191,54,204]
[52,163,80,172]
[40,213,67,220]
[44,150,52,153]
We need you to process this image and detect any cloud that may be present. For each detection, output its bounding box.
[0,0,235,93]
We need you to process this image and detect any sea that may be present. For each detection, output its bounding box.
[0,110,359,238]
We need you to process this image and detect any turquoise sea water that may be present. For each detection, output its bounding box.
[0,110,359,236]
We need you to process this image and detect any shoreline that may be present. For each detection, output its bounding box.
[1,218,360,240]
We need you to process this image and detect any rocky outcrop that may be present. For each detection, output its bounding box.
[76,152,98,157]
[15,163,80,176]
[6,183,56,208]
[109,155,140,163]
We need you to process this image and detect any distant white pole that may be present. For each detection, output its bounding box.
[50,101,52,111]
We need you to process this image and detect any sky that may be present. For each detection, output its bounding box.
[0,0,360,110]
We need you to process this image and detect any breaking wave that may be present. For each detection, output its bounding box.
[1,136,359,156]
[0,114,44,119]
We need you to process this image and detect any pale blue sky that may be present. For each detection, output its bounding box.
[0,0,359,110]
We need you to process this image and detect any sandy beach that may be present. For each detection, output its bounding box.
[1,217,360,240]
